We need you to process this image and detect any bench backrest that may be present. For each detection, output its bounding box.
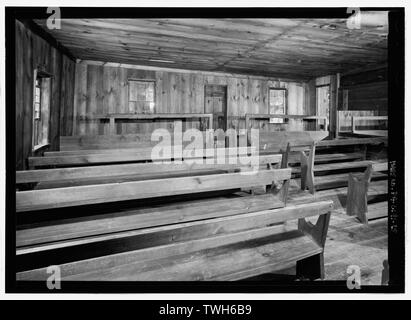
[317,137,387,148]
[16,167,291,212]
[18,154,282,185]
[254,131,328,152]
[60,131,214,151]
[28,146,257,169]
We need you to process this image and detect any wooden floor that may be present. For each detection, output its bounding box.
[321,209,387,284]
[250,180,388,285]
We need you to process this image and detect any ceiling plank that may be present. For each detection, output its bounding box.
[32,18,388,79]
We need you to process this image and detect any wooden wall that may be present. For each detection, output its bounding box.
[72,61,314,136]
[337,67,387,133]
[15,20,76,169]
[339,67,387,112]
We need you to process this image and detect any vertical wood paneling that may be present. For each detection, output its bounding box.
[15,20,75,169]
[15,21,24,169]
[72,62,312,137]
[329,74,338,138]
[21,23,33,167]
[73,63,87,135]
[86,65,98,134]
[49,47,61,150]
[95,66,105,134]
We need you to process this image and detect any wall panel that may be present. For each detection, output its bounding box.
[72,61,314,136]
[15,20,75,169]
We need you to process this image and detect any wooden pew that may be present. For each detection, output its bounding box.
[245,131,322,194]
[28,146,255,169]
[245,113,329,132]
[92,113,214,134]
[31,134,386,170]
[316,136,387,148]
[351,115,388,137]
[18,154,282,189]
[17,199,333,281]
[16,168,292,212]
[294,159,388,194]
[60,129,213,151]
[346,162,388,224]
[263,135,388,195]
[16,154,335,281]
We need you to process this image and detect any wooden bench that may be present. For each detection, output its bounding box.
[346,162,388,224]
[16,200,333,281]
[351,116,388,137]
[244,131,324,195]
[16,156,334,281]
[18,153,282,190]
[28,145,254,169]
[91,113,214,134]
[245,113,329,132]
[338,111,388,137]
[60,127,218,150]
[293,158,388,194]
[272,136,388,194]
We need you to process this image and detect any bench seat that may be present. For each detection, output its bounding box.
[17,193,285,247]
[64,229,323,281]
[16,200,333,281]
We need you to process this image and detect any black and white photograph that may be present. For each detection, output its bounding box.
[1,3,406,299]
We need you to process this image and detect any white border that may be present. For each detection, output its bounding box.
[0,0,408,300]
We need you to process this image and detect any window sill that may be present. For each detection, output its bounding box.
[32,143,50,154]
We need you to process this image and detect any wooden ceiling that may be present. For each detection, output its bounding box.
[33,18,388,80]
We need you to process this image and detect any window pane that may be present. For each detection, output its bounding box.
[129,82,137,101]
[35,87,41,103]
[269,89,286,124]
[146,83,154,102]
[34,103,41,120]
[128,80,155,113]
[269,89,286,115]
[33,75,50,149]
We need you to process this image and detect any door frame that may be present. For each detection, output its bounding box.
[204,84,228,131]
[315,84,330,131]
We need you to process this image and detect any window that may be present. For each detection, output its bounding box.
[32,70,51,150]
[269,88,287,124]
[128,80,155,114]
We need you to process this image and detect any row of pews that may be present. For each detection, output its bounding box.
[15,131,388,281]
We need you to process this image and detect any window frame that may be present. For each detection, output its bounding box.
[127,79,156,114]
[32,69,52,151]
[268,87,288,124]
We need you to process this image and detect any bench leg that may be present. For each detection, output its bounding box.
[296,252,325,280]
[362,144,368,160]
[346,165,373,224]
[269,143,291,205]
[296,211,331,280]
[300,142,316,194]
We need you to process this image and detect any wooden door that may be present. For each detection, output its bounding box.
[204,85,227,131]
[316,85,330,131]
